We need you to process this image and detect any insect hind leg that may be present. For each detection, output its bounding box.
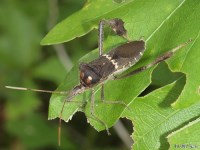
[115,39,193,80]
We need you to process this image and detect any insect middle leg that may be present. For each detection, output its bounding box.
[90,88,111,135]
[100,85,131,111]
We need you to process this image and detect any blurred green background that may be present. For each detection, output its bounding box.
[0,0,134,149]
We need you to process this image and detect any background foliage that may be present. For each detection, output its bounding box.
[1,0,200,150]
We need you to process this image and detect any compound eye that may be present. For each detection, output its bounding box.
[80,71,93,87]
[80,71,84,80]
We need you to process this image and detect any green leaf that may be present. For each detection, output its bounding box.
[167,118,200,150]
[170,34,200,108]
[41,0,185,45]
[47,0,200,143]
[41,0,134,45]
[157,1,200,109]
[122,78,200,150]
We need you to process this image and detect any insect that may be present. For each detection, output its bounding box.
[6,18,192,146]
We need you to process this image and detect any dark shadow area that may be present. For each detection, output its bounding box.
[158,75,185,108]
[139,62,185,98]
[66,112,129,150]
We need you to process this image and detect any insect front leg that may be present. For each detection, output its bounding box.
[90,88,111,135]
[101,84,105,101]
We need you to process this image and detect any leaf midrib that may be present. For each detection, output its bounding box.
[146,0,186,42]
[180,29,200,71]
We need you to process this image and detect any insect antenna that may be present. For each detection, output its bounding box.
[58,84,86,146]
[58,94,74,146]
[58,98,66,146]
[5,86,68,94]
[5,85,71,146]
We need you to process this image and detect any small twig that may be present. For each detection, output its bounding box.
[114,120,133,148]
[47,0,73,71]
[53,44,73,71]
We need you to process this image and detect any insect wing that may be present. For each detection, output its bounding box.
[110,40,145,70]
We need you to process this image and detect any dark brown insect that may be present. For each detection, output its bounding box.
[5,18,192,146]
[79,40,145,87]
